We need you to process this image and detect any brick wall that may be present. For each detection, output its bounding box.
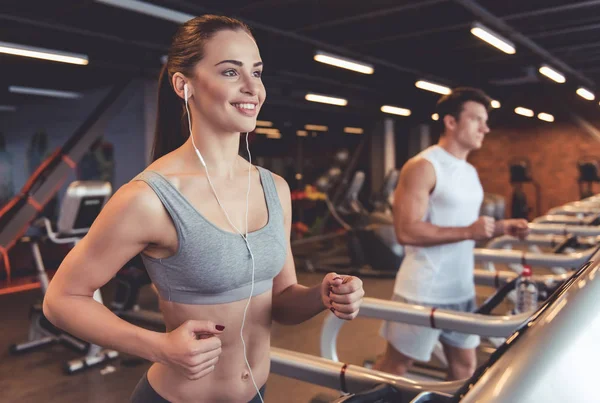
[468,123,600,219]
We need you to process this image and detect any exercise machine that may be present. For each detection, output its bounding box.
[577,158,600,200]
[9,180,119,374]
[270,250,599,402]
[509,158,540,220]
[293,170,403,278]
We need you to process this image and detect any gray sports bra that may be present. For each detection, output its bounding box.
[132,166,287,305]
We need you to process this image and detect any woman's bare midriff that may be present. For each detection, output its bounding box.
[147,291,273,403]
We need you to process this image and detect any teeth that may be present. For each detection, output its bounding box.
[233,103,256,110]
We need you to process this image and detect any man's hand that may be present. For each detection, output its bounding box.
[501,219,530,239]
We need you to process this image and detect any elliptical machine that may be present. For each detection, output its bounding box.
[9,181,119,374]
[295,169,404,278]
[577,158,600,200]
[509,158,540,220]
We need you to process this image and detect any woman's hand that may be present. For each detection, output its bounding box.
[158,320,224,380]
[321,273,365,320]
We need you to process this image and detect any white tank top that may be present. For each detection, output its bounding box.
[393,145,484,304]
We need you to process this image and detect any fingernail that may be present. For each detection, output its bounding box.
[330,307,335,313]
[216,325,225,331]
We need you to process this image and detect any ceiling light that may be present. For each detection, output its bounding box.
[471,22,516,55]
[267,132,282,139]
[296,130,308,137]
[515,107,534,117]
[305,124,328,131]
[9,86,82,99]
[537,113,554,122]
[255,128,280,135]
[95,0,192,23]
[415,80,451,95]
[432,113,439,121]
[0,105,17,112]
[577,87,595,101]
[539,65,565,84]
[491,100,501,108]
[256,120,273,127]
[305,93,348,106]
[381,105,411,116]
[0,41,88,65]
[344,127,363,134]
[314,51,374,75]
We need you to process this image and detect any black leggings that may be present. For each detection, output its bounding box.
[130,372,266,402]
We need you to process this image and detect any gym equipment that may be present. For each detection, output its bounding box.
[9,180,119,374]
[293,170,403,278]
[577,158,600,199]
[508,158,540,220]
[270,251,598,402]
[479,193,505,221]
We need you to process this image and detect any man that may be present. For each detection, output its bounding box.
[373,88,529,380]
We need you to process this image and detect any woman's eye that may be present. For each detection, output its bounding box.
[223,69,237,77]
[253,70,263,78]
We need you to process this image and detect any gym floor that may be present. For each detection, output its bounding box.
[1,270,501,403]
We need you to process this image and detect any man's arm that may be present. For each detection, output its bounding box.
[393,158,493,246]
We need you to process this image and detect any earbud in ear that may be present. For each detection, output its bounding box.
[184,83,189,101]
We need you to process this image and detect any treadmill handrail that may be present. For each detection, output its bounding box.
[321,297,530,362]
[270,347,463,396]
[473,268,571,288]
[473,245,597,267]
[528,223,600,236]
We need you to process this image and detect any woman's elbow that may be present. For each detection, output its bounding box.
[42,292,58,326]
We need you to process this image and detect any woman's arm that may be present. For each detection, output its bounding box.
[43,181,169,362]
[271,175,364,325]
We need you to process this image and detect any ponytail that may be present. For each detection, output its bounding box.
[152,64,187,162]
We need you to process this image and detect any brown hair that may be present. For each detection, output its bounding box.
[152,15,253,161]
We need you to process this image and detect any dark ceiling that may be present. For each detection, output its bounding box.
[2,0,600,129]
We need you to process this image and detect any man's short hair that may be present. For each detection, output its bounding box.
[436,87,492,134]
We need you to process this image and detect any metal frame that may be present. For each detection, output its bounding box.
[320,297,530,362]
[473,244,597,267]
[270,347,463,397]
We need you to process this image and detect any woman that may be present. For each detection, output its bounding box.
[43,15,365,403]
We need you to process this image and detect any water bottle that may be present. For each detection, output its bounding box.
[515,266,538,314]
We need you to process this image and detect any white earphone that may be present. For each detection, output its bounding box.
[183,82,262,402]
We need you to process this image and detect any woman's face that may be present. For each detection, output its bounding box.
[189,29,266,134]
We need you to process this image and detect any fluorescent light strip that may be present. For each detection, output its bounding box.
[255,128,280,135]
[577,87,595,101]
[305,93,348,106]
[256,120,273,127]
[9,86,82,99]
[344,127,364,134]
[95,0,193,23]
[305,124,328,131]
[538,112,554,122]
[296,130,308,137]
[314,51,374,75]
[0,105,17,112]
[381,105,412,116]
[471,22,516,55]
[415,80,451,95]
[539,65,565,84]
[432,113,439,121]
[515,107,534,117]
[267,132,282,139]
[0,41,88,65]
